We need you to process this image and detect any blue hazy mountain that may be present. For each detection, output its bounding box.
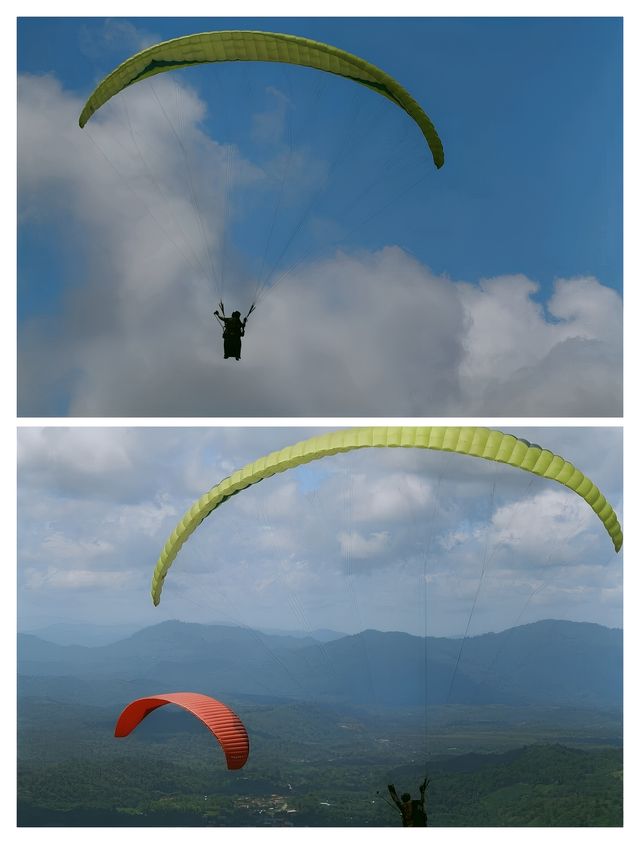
[23,622,145,647]
[18,619,622,710]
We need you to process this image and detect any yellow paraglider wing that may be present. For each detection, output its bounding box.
[79,30,444,168]
[151,427,622,605]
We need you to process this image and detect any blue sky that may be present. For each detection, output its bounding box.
[17,426,622,637]
[18,16,623,290]
[17,16,623,415]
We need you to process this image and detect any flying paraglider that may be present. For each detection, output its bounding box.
[214,302,254,360]
[114,692,250,769]
[388,778,429,827]
[78,30,445,342]
[78,30,444,168]
[151,426,622,606]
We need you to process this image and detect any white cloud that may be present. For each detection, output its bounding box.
[458,275,622,415]
[439,529,471,552]
[344,471,434,523]
[105,497,177,538]
[251,85,291,145]
[338,530,390,559]
[18,427,132,477]
[40,532,115,561]
[25,566,133,590]
[480,488,596,563]
[17,74,622,416]
[256,526,297,552]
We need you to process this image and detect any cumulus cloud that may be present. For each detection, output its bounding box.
[251,85,292,145]
[17,73,622,416]
[486,488,594,561]
[435,487,604,574]
[345,472,434,523]
[457,274,622,415]
[25,566,133,590]
[105,498,178,538]
[18,427,132,480]
[40,532,115,562]
[338,530,390,559]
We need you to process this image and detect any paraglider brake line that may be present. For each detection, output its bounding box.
[216,302,255,324]
[376,791,401,814]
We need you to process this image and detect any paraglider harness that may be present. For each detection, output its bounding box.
[386,777,429,827]
[214,301,255,359]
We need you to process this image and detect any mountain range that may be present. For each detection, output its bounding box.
[18,618,622,710]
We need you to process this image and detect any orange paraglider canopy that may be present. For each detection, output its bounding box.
[114,692,250,769]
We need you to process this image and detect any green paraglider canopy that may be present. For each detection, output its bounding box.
[151,426,622,606]
[79,30,444,168]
